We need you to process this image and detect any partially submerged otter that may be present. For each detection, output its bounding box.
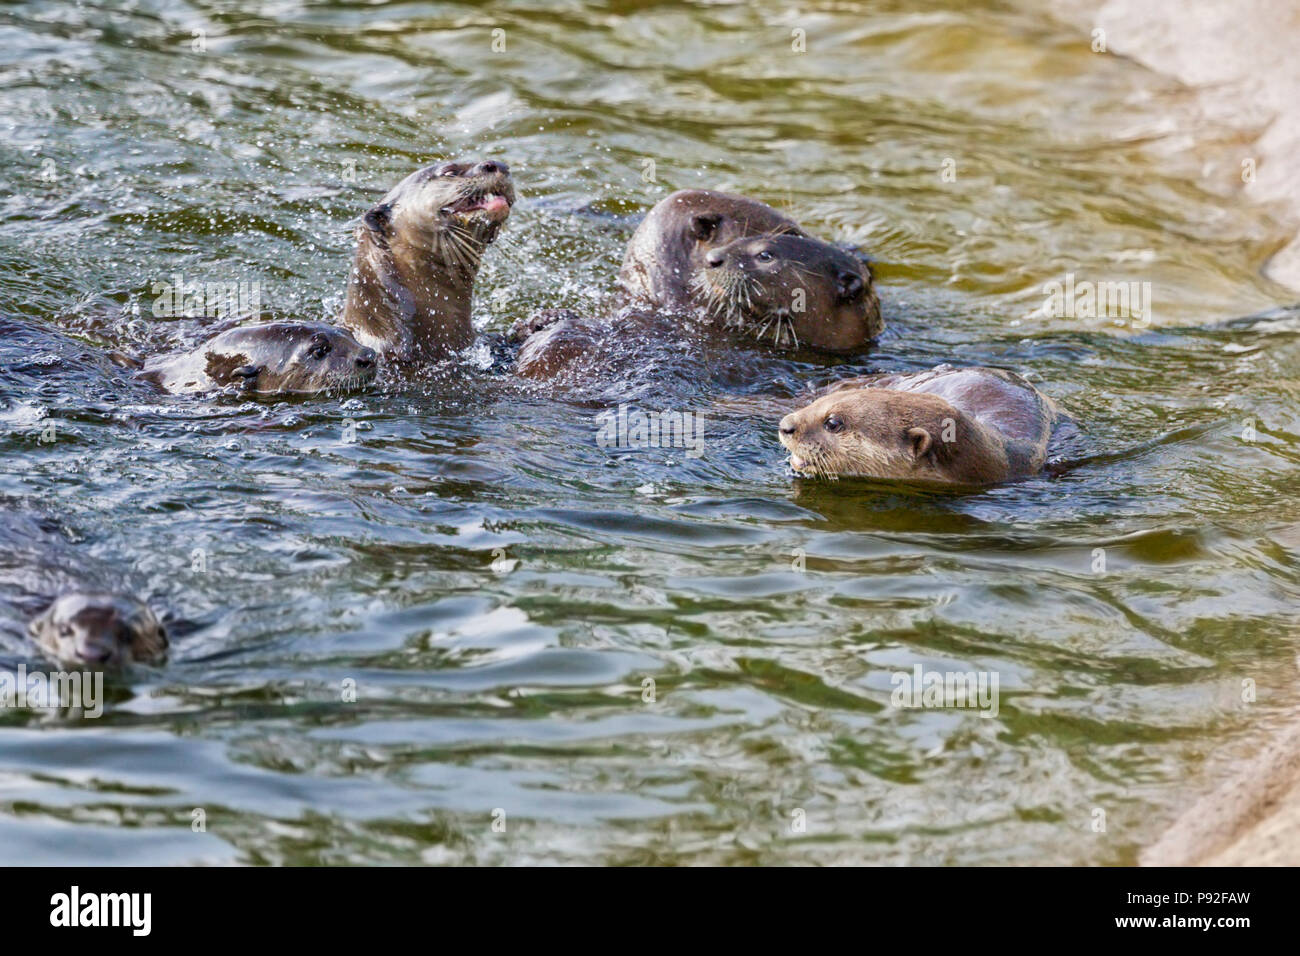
[0,509,168,669]
[778,365,1062,485]
[29,593,167,669]
[694,234,881,352]
[142,322,376,396]
[512,232,878,382]
[341,159,515,364]
[619,189,807,311]
[512,189,881,379]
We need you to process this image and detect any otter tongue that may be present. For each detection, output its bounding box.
[478,194,509,215]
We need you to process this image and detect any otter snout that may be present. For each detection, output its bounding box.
[471,160,509,177]
[355,348,377,369]
[75,633,125,666]
[779,414,798,436]
[705,248,727,268]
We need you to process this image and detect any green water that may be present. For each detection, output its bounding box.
[0,0,1297,864]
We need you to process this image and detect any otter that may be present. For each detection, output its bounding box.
[29,593,167,669]
[777,365,1062,485]
[510,306,692,384]
[619,189,807,311]
[0,509,168,669]
[141,321,377,396]
[340,159,515,364]
[510,189,880,379]
[694,234,881,352]
[511,232,878,382]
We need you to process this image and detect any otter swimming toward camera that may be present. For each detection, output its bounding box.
[778,366,1062,486]
[141,322,377,396]
[29,592,167,669]
[340,159,515,364]
[0,508,168,669]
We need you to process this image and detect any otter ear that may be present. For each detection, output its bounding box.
[363,202,392,237]
[906,427,932,459]
[837,269,865,302]
[689,213,721,241]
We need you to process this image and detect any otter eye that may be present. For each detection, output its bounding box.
[824,415,844,433]
[309,334,331,359]
[755,250,775,263]
[435,163,461,177]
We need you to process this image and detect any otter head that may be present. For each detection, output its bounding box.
[361,159,515,266]
[345,159,515,361]
[214,323,378,395]
[778,388,1004,484]
[696,234,882,353]
[29,592,168,669]
[619,189,806,310]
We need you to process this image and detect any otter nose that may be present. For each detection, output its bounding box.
[705,249,726,268]
[77,638,118,665]
[779,415,797,436]
[356,349,376,369]
[473,160,509,177]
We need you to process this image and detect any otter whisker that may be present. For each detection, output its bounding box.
[778,311,799,350]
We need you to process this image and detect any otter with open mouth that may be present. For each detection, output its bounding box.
[693,234,882,352]
[341,159,515,364]
[141,321,377,396]
[778,365,1063,486]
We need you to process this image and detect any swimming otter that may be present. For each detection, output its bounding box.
[778,365,1062,485]
[340,159,515,364]
[29,593,167,669]
[141,322,377,396]
[694,234,881,352]
[619,189,807,312]
[0,509,167,668]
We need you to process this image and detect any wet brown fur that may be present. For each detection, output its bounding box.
[779,366,1059,485]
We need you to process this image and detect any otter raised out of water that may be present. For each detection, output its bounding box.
[778,365,1062,485]
[0,509,168,669]
[141,321,377,396]
[694,234,881,352]
[341,159,515,364]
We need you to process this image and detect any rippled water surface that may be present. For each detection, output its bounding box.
[1,0,1298,865]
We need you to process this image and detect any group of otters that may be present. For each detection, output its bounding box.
[19,159,1065,671]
